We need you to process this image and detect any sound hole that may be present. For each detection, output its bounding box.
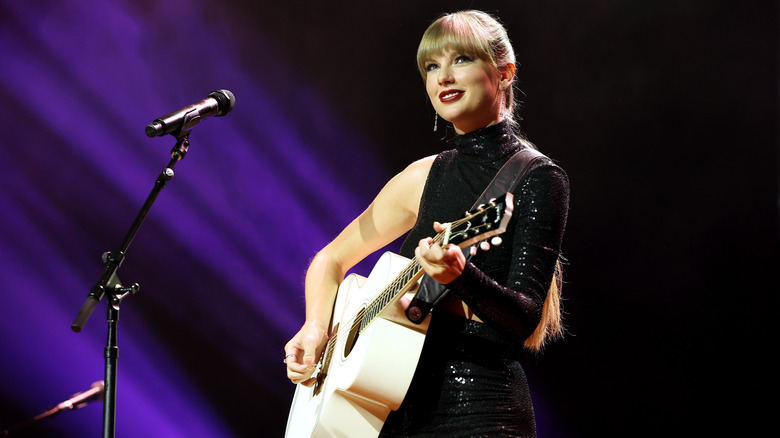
[343,313,362,358]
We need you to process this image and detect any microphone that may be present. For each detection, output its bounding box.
[2,381,105,436]
[55,380,105,411]
[145,89,235,137]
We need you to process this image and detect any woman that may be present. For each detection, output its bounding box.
[285,10,569,437]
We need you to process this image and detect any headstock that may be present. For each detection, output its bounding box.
[436,193,514,249]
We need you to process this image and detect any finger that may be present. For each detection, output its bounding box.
[415,238,434,261]
[283,337,303,361]
[416,246,447,279]
[426,241,446,260]
[415,246,429,269]
[283,352,298,365]
[415,243,439,265]
[418,237,433,249]
[442,245,466,279]
[287,362,316,383]
[442,243,464,261]
[289,372,315,385]
[285,354,310,373]
[301,333,324,366]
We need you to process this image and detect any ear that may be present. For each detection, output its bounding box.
[499,63,516,89]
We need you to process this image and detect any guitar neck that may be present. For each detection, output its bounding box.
[359,260,425,333]
[339,193,512,344]
[310,194,511,403]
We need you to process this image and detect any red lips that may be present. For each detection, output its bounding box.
[439,89,464,103]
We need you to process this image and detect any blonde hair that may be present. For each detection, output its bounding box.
[416,10,518,127]
[524,258,565,351]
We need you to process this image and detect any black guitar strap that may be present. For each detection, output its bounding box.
[405,147,547,323]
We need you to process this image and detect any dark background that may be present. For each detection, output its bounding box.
[1,0,776,436]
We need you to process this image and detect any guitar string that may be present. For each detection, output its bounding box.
[320,205,501,363]
[323,222,474,355]
[351,202,504,332]
[318,199,504,367]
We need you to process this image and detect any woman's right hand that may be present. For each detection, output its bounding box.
[284,321,329,386]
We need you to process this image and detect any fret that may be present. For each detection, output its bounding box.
[353,194,511,335]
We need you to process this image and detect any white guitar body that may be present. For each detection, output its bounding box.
[285,251,430,438]
[285,193,513,438]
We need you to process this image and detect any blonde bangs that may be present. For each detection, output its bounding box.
[416,14,497,77]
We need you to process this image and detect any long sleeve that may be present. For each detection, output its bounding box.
[445,163,570,341]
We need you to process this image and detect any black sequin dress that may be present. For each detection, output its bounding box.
[379,122,570,438]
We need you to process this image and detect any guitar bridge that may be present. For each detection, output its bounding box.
[313,370,328,396]
[313,321,338,396]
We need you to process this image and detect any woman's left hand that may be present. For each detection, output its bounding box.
[415,222,466,284]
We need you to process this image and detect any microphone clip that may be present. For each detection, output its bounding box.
[170,129,191,161]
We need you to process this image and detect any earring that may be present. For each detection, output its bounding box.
[499,87,506,119]
[433,112,438,131]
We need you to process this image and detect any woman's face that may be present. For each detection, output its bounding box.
[424,49,502,134]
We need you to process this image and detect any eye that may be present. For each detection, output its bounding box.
[424,62,440,72]
[455,55,474,64]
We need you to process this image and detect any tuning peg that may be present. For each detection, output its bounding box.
[480,241,491,251]
[491,236,503,246]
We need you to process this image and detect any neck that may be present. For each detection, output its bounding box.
[453,120,520,159]
[453,115,503,135]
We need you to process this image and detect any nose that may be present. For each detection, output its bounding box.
[437,64,454,85]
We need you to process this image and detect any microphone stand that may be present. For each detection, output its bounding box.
[70,129,193,438]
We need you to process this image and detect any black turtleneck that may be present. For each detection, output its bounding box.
[399,121,570,343]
